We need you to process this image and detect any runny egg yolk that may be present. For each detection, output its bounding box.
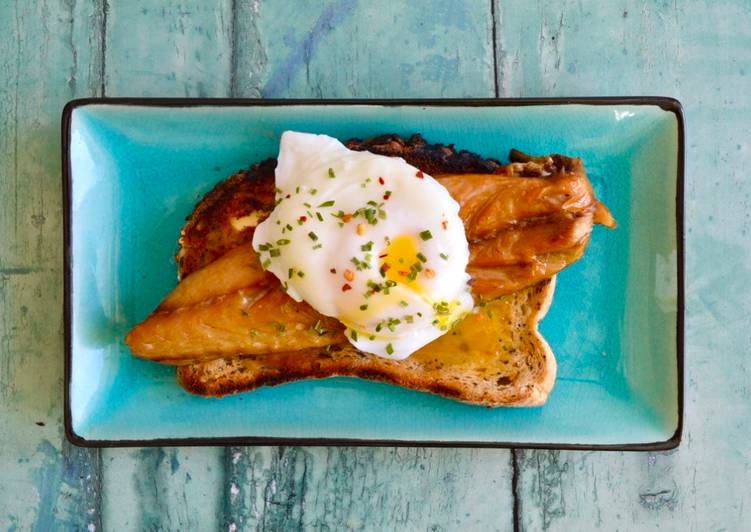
[380,234,424,294]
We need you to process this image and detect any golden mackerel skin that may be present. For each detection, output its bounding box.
[126,282,345,364]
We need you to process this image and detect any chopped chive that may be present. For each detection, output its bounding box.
[350,329,358,341]
[286,224,294,231]
[385,343,394,355]
[303,202,312,208]
[296,186,300,194]
[249,329,257,338]
[419,230,433,241]
[361,241,373,251]
[269,248,281,257]
[416,252,427,263]
[308,231,318,241]
[399,300,408,308]
[312,320,327,336]
[262,259,271,268]
[318,200,335,208]
[439,253,449,260]
[313,244,322,250]
[328,168,336,178]
[404,315,414,323]
[310,188,318,195]
[277,239,290,246]
[258,243,271,251]
[433,301,450,315]
[297,270,305,278]
[288,268,294,279]
[316,212,324,221]
[359,304,368,311]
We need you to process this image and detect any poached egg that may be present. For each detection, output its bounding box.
[252,131,473,359]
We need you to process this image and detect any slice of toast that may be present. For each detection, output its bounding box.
[157,134,611,406]
[176,276,556,406]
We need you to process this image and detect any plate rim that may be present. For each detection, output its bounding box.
[61,96,685,450]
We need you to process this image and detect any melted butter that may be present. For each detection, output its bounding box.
[410,298,520,368]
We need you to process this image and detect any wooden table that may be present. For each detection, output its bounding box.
[1,1,747,530]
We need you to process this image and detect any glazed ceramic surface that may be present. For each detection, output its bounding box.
[65,99,682,447]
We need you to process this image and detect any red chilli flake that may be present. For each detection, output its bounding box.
[383,191,391,200]
[378,253,388,258]
[398,270,408,277]
[299,215,307,223]
[381,263,391,272]
[285,194,291,199]
[441,220,448,230]
[378,176,385,185]
[342,213,353,223]
[330,268,337,274]
[415,170,424,178]
[341,283,352,292]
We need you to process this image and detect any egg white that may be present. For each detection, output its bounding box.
[252,131,473,359]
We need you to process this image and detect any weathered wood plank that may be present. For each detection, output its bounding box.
[224,446,513,531]
[494,1,751,530]
[234,0,496,98]
[102,447,223,530]
[104,0,234,96]
[0,0,104,530]
[99,2,232,530]
[223,2,512,530]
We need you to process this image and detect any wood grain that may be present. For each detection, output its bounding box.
[104,0,234,97]
[224,446,513,531]
[2,0,750,529]
[0,1,103,530]
[495,1,751,530]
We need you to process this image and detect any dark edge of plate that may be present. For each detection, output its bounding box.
[61,97,685,451]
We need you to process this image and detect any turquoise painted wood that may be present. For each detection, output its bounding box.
[495,1,751,531]
[0,1,104,530]
[0,1,748,531]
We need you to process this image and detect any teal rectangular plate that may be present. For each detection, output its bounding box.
[63,98,684,449]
